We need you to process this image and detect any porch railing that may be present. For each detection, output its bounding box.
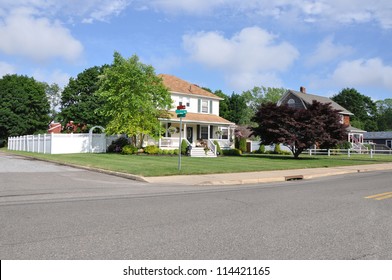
[210,139,233,150]
[207,139,217,156]
[159,137,191,149]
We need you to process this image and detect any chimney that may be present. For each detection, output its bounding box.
[300,86,306,93]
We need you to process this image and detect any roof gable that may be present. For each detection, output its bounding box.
[159,74,222,100]
[279,89,353,115]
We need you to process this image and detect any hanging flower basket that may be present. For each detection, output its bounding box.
[167,126,179,134]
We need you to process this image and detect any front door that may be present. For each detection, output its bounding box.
[186,127,193,144]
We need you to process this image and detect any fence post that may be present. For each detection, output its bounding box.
[348,149,351,158]
[309,149,312,156]
[328,149,330,157]
[370,149,373,159]
[37,134,41,153]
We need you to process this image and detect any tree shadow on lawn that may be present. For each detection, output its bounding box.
[243,154,383,163]
[242,154,319,161]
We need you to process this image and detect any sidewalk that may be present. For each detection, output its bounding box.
[146,163,392,186]
[2,150,392,186]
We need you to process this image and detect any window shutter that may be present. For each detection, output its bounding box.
[209,100,213,114]
[198,99,201,113]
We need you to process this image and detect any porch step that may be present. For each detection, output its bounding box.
[190,147,216,158]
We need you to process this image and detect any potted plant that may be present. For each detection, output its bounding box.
[204,145,209,155]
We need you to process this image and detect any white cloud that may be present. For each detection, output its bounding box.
[0,9,83,63]
[312,58,392,91]
[32,68,71,87]
[331,58,392,89]
[183,26,298,91]
[0,61,16,77]
[147,0,225,14]
[139,0,392,29]
[82,0,131,23]
[306,36,354,67]
[0,0,131,23]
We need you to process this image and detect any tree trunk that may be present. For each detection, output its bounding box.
[293,148,304,159]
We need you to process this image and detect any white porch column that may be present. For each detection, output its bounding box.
[183,123,187,141]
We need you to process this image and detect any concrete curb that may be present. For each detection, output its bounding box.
[2,152,149,183]
[3,151,392,186]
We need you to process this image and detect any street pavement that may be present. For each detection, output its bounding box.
[1,151,392,259]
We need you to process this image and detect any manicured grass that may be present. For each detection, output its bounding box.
[2,148,392,177]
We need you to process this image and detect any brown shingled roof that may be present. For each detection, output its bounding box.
[159,74,222,100]
[160,112,234,125]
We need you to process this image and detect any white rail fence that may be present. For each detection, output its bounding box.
[8,133,119,154]
[307,148,392,158]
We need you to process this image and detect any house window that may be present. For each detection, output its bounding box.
[221,128,228,139]
[202,100,208,113]
[287,98,295,108]
[201,126,208,139]
[387,140,392,148]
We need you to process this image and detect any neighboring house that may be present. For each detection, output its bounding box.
[156,74,236,156]
[363,131,392,150]
[277,87,366,150]
[48,122,62,133]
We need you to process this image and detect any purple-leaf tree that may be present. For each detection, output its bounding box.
[251,101,347,158]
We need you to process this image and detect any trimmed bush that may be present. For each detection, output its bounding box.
[213,140,222,156]
[222,148,242,156]
[144,145,160,154]
[257,144,265,154]
[239,138,247,153]
[181,139,188,155]
[122,145,138,155]
[273,144,282,154]
[107,136,129,153]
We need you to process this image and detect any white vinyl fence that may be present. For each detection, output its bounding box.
[8,133,120,154]
[307,148,392,158]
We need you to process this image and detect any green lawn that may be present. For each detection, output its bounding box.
[2,149,392,177]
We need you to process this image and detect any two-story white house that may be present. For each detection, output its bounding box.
[156,74,236,156]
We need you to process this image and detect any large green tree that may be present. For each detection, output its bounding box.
[332,88,377,131]
[0,74,50,139]
[376,98,392,131]
[251,101,347,158]
[242,86,286,111]
[212,89,230,121]
[96,52,172,148]
[59,65,108,130]
[45,82,62,123]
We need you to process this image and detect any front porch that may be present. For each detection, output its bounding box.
[157,118,235,157]
[347,125,367,152]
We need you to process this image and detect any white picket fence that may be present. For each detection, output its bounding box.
[7,133,119,154]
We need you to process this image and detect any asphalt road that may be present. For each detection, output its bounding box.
[1,153,392,259]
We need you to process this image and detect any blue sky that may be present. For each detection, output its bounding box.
[1,1,391,101]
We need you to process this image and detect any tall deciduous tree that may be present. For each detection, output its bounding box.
[376,98,392,131]
[96,52,172,148]
[45,83,62,123]
[251,101,347,158]
[59,65,108,130]
[0,74,50,139]
[332,88,377,131]
[242,86,286,112]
